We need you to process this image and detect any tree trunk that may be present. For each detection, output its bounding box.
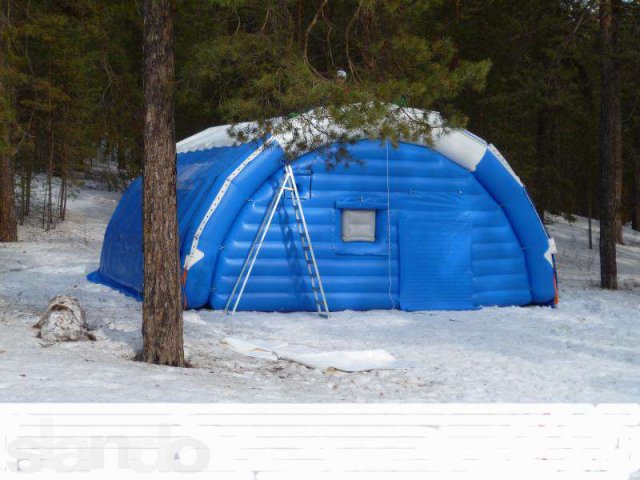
[615,149,623,243]
[59,168,67,220]
[588,196,593,250]
[58,117,68,221]
[25,152,32,217]
[0,0,17,242]
[142,0,184,367]
[598,0,621,289]
[45,111,54,231]
[117,144,127,172]
[633,121,640,231]
[0,91,16,241]
[534,107,555,219]
[0,152,17,242]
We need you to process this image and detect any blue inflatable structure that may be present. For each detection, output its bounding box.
[91,109,558,311]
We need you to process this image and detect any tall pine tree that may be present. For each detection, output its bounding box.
[0,0,17,242]
[599,0,622,289]
[142,0,184,366]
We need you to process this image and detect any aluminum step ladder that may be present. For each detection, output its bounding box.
[224,164,330,317]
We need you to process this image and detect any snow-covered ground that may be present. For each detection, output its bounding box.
[1,186,639,402]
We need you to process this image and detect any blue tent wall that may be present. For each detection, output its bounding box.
[93,141,259,297]
[207,140,533,311]
[92,137,557,311]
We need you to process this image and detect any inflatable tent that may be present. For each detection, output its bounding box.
[91,109,558,312]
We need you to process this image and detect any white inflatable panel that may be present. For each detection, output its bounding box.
[431,129,487,172]
[177,122,254,153]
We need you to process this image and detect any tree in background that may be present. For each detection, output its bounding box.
[599,0,622,289]
[0,1,109,229]
[0,0,17,242]
[175,0,491,157]
[619,1,640,232]
[141,0,184,367]
[448,0,602,220]
[95,1,144,186]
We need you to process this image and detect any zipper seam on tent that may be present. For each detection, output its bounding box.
[183,138,274,272]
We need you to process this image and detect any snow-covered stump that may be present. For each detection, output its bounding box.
[34,296,95,342]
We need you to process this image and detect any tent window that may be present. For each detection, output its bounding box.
[341,209,376,242]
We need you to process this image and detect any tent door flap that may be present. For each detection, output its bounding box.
[398,213,474,311]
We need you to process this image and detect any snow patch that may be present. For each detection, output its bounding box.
[223,337,410,372]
